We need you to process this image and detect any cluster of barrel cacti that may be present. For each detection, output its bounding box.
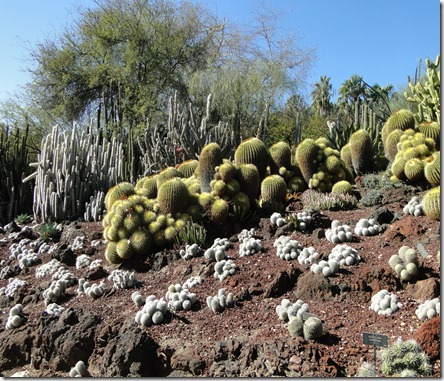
[422,186,440,221]
[389,246,420,282]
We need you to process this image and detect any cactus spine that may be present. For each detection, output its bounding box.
[234,137,269,180]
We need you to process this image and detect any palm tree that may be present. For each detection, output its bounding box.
[311,76,333,117]
[337,74,366,107]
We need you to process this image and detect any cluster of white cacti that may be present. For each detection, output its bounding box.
[165,284,197,311]
[354,218,382,236]
[389,246,419,282]
[204,238,231,262]
[328,244,361,266]
[77,278,106,299]
[42,279,68,305]
[274,235,303,260]
[179,243,201,260]
[275,298,310,322]
[239,236,262,257]
[37,242,54,255]
[70,236,85,252]
[295,210,313,231]
[297,246,321,268]
[403,196,424,216]
[9,239,41,269]
[89,259,102,269]
[325,220,353,243]
[182,275,203,289]
[370,290,402,315]
[5,304,24,330]
[310,259,339,277]
[415,298,440,321]
[206,288,235,313]
[0,278,28,298]
[76,254,91,269]
[45,302,65,317]
[131,291,145,307]
[270,212,286,227]
[237,228,256,240]
[52,267,77,287]
[135,295,168,326]
[69,360,88,377]
[35,259,64,278]
[107,270,137,289]
[214,259,237,281]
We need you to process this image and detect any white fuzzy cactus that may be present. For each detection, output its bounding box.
[207,288,235,314]
[204,238,231,262]
[45,303,65,317]
[165,284,197,311]
[5,304,24,330]
[297,246,320,268]
[135,295,168,327]
[182,276,203,289]
[42,279,68,305]
[69,236,85,251]
[310,259,339,277]
[0,278,28,298]
[295,210,313,231]
[370,290,402,315]
[274,235,303,260]
[52,267,77,287]
[69,360,88,377]
[76,254,91,269]
[131,291,145,307]
[325,220,353,243]
[239,237,262,257]
[403,196,424,216]
[354,218,382,236]
[80,280,106,299]
[270,212,286,227]
[329,244,361,266]
[275,298,309,322]
[36,259,64,278]
[415,298,440,321]
[179,243,201,260]
[237,228,256,241]
[214,259,237,281]
[389,246,420,282]
[108,269,137,289]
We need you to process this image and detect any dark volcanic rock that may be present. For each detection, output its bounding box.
[264,266,302,298]
[0,326,34,371]
[404,278,440,302]
[413,316,440,360]
[293,271,333,302]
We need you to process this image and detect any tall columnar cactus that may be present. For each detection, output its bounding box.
[269,141,292,174]
[424,151,440,186]
[157,178,189,216]
[295,139,319,183]
[381,109,415,147]
[340,143,353,172]
[199,143,223,193]
[234,137,269,180]
[422,186,440,221]
[260,175,287,204]
[349,129,373,175]
[236,163,261,202]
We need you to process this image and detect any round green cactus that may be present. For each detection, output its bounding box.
[231,192,251,215]
[164,226,178,242]
[199,143,223,193]
[225,178,241,197]
[198,192,214,209]
[135,175,158,198]
[340,143,353,170]
[116,239,134,260]
[325,155,341,174]
[218,160,238,183]
[105,182,135,211]
[381,109,415,146]
[331,180,353,195]
[422,186,440,221]
[287,176,307,193]
[157,178,189,216]
[391,158,407,179]
[234,137,269,180]
[303,316,323,340]
[177,160,199,178]
[349,129,373,175]
[210,198,230,224]
[105,242,123,264]
[269,141,292,174]
[212,180,227,197]
[129,229,154,256]
[260,175,287,204]
[384,129,404,162]
[424,151,440,186]
[295,138,320,183]
[402,147,420,161]
[156,167,182,189]
[186,204,204,222]
[288,316,304,337]
[103,225,119,242]
[236,163,261,202]
[418,121,440,149]
[404,158,424,182]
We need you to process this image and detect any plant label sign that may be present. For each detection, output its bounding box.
[362,332,388,347]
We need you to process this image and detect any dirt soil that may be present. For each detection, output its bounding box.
[0,181,440,377]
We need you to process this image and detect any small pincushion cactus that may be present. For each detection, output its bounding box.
[270,212,286,228]
[179,243,202,260]
[5,304,24,330]
[275,298,310,322]
[107,270,137,289]
[78,280,106,299]
[165,284,197,311]
[42,280,68,305]
[76,254,91,269]
[273,235,303,260]
[297,246,320,268]
[182,275,203,289]
[295,210,313,231]
[69,360,89,377]
[380,339,431,377]
[214,259,237,281]
[239,235,262,257]
[325,220,353,243]
[135,295,168,327]
[310,259,339,277]
[328,244,360,266]
[207,288,235,314]
[204,237,231,262]
[389,245,419,282]
[45,303,65,317]
[36,258,64,278]
[69,236,85,251]
[403,196,424,216]
[370,289,402,315]
[415,298,440,321]
[0,278,28,298]
[131,291,145,307]
[353,218,382,236]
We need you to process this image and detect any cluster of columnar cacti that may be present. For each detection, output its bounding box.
[310,258,339,277]
[389,245,420,282]
[5,304,24,330]
[69,361,89,377]
[107,270,137,289]
[204,237,231,262]
[0,278,27,298]
[78,279,106,299]
[238,229,262,257]
[370,289,402,315]
[403,196,424,216]
[297,246,321,268]
[207,288,235,313]
[296,138,353,193]
[214,259,238,281]
[45,303,65,317]
[179,243,202,260]
[328,244,361,266]
[135,295,168,327]
[415,298,440,321]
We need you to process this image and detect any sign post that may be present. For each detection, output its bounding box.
[362,332,388,374]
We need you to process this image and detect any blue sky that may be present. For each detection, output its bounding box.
[0,0,440,103]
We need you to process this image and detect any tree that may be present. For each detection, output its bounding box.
[337,74,366,107]
[311,75,333,117]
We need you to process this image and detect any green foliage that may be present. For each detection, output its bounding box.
[358,189,383,207]
[15,213,32,224]
[300,113,329,142]
[422,186,440,221]
[38,222,61,242]
[174,220,207,246]
[301,189,358,211]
